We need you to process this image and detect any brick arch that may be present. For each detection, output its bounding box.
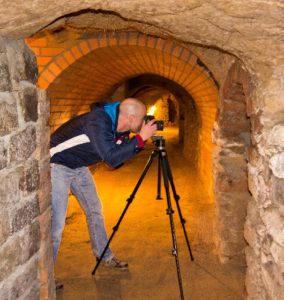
[28,32,215,91]
[47,45,217,138]
[27,32,218,196]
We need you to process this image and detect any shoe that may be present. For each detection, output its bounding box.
[55,279,64,290]
[101,256,128,270]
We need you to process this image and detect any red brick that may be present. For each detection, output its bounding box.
[70,46,83,59]
[63,51,76,64]
[87,38,99,50]
[37,56,52,66]
[156,38,166,50]
[41,69,56,84]
[99,36,107,47]
[40,47,64,56]
[79,41,91,55]
[37,77,50,89]
[127,32,139,45]
[26,37,48,47]
[55,56,69,70]
[145,37,154,48]
[137,34,147,47]
[48,62,62,76]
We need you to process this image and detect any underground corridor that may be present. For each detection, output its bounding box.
[0,2,284,300]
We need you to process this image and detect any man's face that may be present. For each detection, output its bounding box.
[129,109,146,133]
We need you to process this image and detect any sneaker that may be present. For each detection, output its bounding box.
[55,279,64,290]
[102,256,128,270]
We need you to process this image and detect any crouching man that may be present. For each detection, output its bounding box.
[50,98,156,289]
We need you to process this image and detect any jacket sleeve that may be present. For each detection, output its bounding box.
[85,109,141,168]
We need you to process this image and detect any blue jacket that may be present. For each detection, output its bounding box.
[50,102,143,169]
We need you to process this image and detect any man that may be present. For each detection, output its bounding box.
[50,98,156,288]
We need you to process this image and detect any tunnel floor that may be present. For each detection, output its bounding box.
[55,127,245,300]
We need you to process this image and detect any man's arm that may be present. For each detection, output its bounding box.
[85,110,143,168]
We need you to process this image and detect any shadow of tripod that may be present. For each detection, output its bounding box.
[92,136,194,300]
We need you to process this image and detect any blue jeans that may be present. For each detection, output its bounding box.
[51,163,113,262]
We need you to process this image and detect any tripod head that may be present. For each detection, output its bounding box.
[151,135,165,149]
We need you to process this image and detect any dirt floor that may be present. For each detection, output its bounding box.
[55,127,245,300]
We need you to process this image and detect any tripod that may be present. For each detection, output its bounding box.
[92,136,194,300]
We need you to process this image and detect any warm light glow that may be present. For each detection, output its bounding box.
[148,105,157,116]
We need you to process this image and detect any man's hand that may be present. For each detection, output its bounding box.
[139,119,157,141]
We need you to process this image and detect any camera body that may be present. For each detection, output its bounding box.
[144,115,164,131]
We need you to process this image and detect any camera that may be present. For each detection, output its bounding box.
[144,115,164,131]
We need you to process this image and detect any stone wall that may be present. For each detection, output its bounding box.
[0,38,55,299]
[213,60,252,265]
[244,65,284,299]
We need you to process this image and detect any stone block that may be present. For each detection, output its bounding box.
[21,284,40,300]
[0,139,7,170]
[19,81,38,122]
[0,208,11,246]
[261,261,284,300]
[0,53,11,91]
[214,153,248,183]
[248,146,263,169]
[5,40,24,89]
[38,161,51,213]
[261,208,284,246]
[23,42,38,84]
[39,238,54,298]
[0,93,18,137]
[270,241,284,270]
[244,221,260,257]
[0,282,9,300]
[8,125,36,164]
[26,220,40,260]
[38,126,50,160]
[10,257,38,299]
[250,112,263,136]
[263,94,284,115]
[266,124,284,149]
[0,234,23,282]
[19,159,39,194]
[215,191,249,219]
[11,197,40,234]
[271,176,284,207]
[215,172,249,193]
[0,37,6,53]
[37,89,49,125]
[0,169,20,205]
[269,152,284,179]
[5,39,37,88]
[38,207,52,242]
[245,246,268,300]
[0,220,40,281]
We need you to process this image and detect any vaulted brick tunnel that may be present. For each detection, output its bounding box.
[0,2,283,300]
[27,31,218,195]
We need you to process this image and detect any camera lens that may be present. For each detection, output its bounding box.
[155,121,164,131]
[144,115,164,131]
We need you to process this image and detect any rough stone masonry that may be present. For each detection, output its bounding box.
[0,1,283,299]
[0,37,55,300]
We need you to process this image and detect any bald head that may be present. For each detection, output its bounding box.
[119,98,146,117]
[117,98,146,133]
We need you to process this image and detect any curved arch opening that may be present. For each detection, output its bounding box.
[1,3,283,299]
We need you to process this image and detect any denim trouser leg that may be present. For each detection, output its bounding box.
[51,164,113,262]
[51,164,72,262]
[70,167,112,260]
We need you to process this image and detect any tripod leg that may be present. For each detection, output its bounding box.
[164,153,194,261]
[156,153,162,200]
[160,151,184,300]
[92,150,158,276]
